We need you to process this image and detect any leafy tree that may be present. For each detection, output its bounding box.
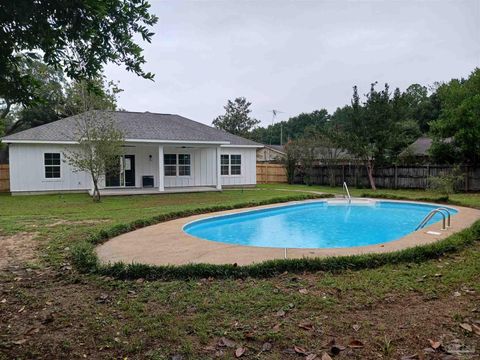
[213,97,260,136]
[331,83,395,190]
[3,58,67,135]
[429,140,458,164]
[63,78,122,117]
[390,119,421,162]
[3,62,122,136]
[311,129,346,187]
[296,137,317,186]
[401,84,440,134]
[0,0,157,122]
[250,109,329,144]
[281,141,301,184]
[429,68,480,164]
[64,111,125,202]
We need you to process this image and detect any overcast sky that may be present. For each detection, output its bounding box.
[105,0,480,127]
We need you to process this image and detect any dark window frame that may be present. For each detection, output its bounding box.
[164,153,191,177]
[44,153,61,179]
[220,154,241,176]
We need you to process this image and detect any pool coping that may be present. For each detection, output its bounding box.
[95,198,480,266]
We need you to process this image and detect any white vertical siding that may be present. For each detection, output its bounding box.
[8,143,257,193]
[9,143,91,193]
[220,147,257,186]
[128,145,159,188]
[163,146,217,187]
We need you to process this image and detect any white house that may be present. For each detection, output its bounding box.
[0,111,262,195]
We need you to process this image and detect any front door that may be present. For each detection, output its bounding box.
[124,155,135,187]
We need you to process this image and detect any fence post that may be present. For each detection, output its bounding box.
[342,165,345,184]
[465,165,469,192]
[394,165,398,189]
[353,164,358,188]
[426,165,430,189]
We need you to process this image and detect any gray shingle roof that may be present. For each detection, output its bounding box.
[1,110,261,146]
[402,136,453,157]
[264,144,286,154]
[406,137,433,156]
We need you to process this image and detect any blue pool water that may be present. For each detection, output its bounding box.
[183,201,457,248]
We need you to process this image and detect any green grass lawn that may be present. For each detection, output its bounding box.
[0,186,479,359]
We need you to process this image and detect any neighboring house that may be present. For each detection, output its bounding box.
[256,144,286,163]
[400,136,453,163]
[257,144,356,165]
[310,147,356,165]
[0,111,262,195]
[401,136,433,160]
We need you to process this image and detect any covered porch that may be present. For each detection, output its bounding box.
[96,142,224,195]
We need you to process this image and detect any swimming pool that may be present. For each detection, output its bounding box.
[183,200,458,249]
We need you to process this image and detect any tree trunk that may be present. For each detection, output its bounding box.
[328,166,335,187]
[92,179,101,202]
[366,160,376,191]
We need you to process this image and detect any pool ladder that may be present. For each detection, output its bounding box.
[343,182,352,204]
[415,207,452,231]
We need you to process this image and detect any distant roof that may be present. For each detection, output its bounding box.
[1,110,261,146]
[263,144,286,154]
[403,136,452,156]
[406,136,433,156]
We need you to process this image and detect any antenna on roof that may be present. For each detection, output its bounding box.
[267,109,284,145]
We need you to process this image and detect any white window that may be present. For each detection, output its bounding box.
[178,154,191,176]
[230,154,241,175]
[44,153,61,179]
[164,154,191,176]
[221,154,229,175]
[164,154,177,176]
[221,154,241,176]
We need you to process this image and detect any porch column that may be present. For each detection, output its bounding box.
[158,145,165,192]
[216,146,222,190]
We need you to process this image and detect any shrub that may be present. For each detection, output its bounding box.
[428,165,464,197]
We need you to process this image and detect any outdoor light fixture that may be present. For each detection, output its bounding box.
[149,155,152,161]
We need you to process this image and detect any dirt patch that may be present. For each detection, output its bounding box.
[44,219,109,228]
[0,232,38,270]
[0,270,478,359]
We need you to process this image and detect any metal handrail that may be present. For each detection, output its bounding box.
[416,207,452,231]
[343,182,351,204]
[435,207,452,228]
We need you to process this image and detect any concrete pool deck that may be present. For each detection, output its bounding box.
[96,199,480,266]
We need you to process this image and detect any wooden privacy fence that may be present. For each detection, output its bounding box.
[256,163,287,184]
[0,164,9,192]
[294,164,480,191]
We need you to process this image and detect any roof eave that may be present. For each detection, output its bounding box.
[1,139,233,145]
[2,139,78,145]
[221,144,263,148]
